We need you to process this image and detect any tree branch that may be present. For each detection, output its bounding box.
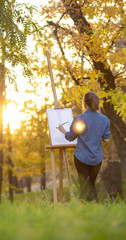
[58,12,67,22]
[47,20,80,85]
[108,24,125,52]
[61,0,116,90]
[54,29,80,85]
[114,69,126,78]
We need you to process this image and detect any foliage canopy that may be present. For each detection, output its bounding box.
[39,0,126,118]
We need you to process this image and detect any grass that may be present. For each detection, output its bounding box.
[0,190,126,240]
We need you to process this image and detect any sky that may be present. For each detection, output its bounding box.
[3,0,55,132]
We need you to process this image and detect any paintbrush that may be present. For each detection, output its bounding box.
[56,121,68,129]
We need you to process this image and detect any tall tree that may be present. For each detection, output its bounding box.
[0,0,41,199]
[40,0,126,173]
[12,81,51,191]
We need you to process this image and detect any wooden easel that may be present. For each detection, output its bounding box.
[45,50,76,204]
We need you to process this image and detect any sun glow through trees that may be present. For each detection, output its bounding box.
[3,103,21,132]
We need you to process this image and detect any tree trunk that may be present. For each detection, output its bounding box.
[26,176,32,192]
[8,157,14,202]
[0,63,5,201]
[40,158,46,190]
[7,123,14,203]
[13,176,24,194]
[61,0,126,173]
[102,102,126,174]
[101,161,123,200]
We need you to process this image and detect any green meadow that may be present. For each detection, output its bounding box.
[0,191,126,240]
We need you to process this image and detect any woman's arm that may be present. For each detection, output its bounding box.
[57,124,67,134]
[57,121,78,141]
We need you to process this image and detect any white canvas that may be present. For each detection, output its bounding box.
[47,108,77,146]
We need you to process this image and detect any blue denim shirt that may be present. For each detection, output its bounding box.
[65,109,110,165]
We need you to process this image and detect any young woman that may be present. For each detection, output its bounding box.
[57,92,110,202]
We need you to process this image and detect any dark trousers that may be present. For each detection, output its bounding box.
[74,155,102,202]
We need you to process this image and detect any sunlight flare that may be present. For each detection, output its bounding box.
[73,120,86,134]
[3,103,21,132]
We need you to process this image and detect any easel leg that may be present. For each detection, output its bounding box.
[59,149,63,201]
[63,148,73,199]
[50,149,57,204]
